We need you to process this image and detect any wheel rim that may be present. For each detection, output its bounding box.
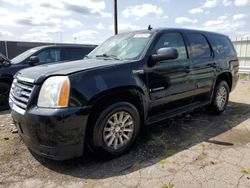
[216,86,228,111]
[103,111,134,150]
[0,86,9,109]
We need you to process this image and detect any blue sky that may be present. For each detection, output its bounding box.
[0,0,249,44]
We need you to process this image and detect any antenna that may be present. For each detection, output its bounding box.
[148,25,152,30]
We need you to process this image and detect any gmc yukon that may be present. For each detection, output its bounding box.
[9,28,239,160]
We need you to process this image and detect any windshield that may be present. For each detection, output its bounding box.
[11,48,39,64]
[88,32,152,60]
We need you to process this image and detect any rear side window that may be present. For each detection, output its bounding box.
[154,32,187,60]
[61,48,85,61]
[209,35,236,57]
[187,34,212,59]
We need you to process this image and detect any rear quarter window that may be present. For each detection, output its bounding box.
[187,33,212,59]
[209,34,236,57]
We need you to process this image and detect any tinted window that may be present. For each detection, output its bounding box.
[154,33,187,60]
[209,35,236,56]
[61,48,85,61]
[88,33,152,60]
[36,48,61,63]
[187,34,212,58]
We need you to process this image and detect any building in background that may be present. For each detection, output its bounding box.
[0,41,96,59]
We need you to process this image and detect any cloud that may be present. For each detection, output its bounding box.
[0,8,82,29]
[233,13,246,20]
[29,27,62,34]
[20,27,63,42]
[223,0,234,6]
[64,0,111,17]
[15,16,61,27]
[21,32,53,42]
[73,30,99,39]
[122,4,163,19]
[1,0,111,18]
[203,16,227,27]
[62,19,82,28]
[203,0,218,8]
[0,30,13,36]
[109,23,142,31]
[235,0,249,6]
[0,0,33,6]
[203,15,246,35]
[72,30,102,44]
[189,8,204,14]
[0,7,10,15]
[175,17,197,24]
[96,23,105,30]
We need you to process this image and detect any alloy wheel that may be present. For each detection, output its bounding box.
[103,111,134,150]
[216,86,228,111]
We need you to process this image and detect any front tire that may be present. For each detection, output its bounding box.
[90,102,140,156]
[210,81,229,114]
[0,82,11,111]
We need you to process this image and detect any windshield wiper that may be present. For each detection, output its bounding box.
[96,53,120,60]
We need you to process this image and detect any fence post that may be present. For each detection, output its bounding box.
[4,41,8,58]
[245,37,248,67]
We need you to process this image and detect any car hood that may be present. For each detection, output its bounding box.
[16,58,124,84]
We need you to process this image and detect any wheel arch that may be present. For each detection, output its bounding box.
[215,71,232,91]
[85,86,148,143]
[0,75,13,85]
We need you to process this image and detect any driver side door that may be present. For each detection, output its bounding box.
[147,32,195,117]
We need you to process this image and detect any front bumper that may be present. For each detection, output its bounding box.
[11,106,90,160]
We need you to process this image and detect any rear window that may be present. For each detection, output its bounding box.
[187,33,212,59]
[209,35,236,57]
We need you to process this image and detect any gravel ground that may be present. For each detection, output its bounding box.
[0,78,250,188]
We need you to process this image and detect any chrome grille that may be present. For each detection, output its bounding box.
[10,79,34,110]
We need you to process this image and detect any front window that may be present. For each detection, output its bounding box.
[37,48,61,64]
[153,33,188,60]
[11,48,40,64]
[88,32,153,60]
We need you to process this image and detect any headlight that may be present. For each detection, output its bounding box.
[38,76,70,108]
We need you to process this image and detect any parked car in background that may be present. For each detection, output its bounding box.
[0,45,96,110]
[0,52,11,67]
[10,28,239,160]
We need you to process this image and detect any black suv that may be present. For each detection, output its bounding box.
[10,28,239,160]
[0,45,96,110]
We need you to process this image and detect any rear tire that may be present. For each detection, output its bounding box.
[0,82,11,111]
[209,81,229,115]
[89,101,140,157]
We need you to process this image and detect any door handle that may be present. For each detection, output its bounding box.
[185,66,191,73]
[210,62,217,68]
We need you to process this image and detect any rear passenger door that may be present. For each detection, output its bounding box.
[186,33,216,103]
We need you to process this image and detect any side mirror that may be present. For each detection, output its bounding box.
[149,48,178,67]
[28,56,39,65]
[0,56,4,63]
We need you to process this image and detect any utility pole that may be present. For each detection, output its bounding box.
[114,0,118,35]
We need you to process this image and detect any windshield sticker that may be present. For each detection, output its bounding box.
[133,34,151,38]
